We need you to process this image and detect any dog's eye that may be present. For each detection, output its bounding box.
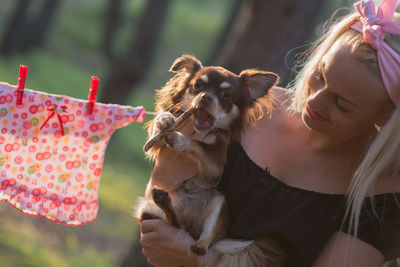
[221,90,231,98]
[193,80,202,92]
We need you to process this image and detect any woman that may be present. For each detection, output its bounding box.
[140,0,400,266]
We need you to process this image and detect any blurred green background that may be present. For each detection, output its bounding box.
[0,0,230,266]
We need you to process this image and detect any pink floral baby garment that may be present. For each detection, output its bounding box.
[0,82,145,225]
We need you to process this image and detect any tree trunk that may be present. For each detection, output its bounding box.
[119,232,152,267]
[206,0,246,65]
[213,0,329,85]
[103,0,124,61]
[0,0,61,55]
[100,0,172,104]
[0,0,31,55]
[21,0,62,51]
[108,3,173,264]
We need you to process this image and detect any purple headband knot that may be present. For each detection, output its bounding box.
[351,0,400,105]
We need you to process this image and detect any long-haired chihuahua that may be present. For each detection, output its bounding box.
[136,55,285,266]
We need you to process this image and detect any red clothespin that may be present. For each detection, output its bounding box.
[87,76,99,115]
[16,65,28,105]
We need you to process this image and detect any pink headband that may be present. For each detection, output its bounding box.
[351,0,400,106]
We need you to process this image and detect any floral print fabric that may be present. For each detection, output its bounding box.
[0,82,145,225]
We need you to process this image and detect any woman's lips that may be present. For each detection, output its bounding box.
[306,104,329,121]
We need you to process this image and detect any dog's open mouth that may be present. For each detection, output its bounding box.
[193,107,215,131]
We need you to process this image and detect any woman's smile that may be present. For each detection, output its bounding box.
[305,104,329,121]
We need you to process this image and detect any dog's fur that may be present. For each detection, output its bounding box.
[135,55,285,266]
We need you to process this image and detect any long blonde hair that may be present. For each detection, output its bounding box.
[288,11,400,237]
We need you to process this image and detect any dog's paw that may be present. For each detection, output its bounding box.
[190,242,207,256]
[154,112,175,132]
[164,131,190,151]
[152,188,171,208]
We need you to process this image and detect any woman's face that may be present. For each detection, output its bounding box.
[302,37,394,141]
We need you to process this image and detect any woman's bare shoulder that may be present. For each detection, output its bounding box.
[242,87,294,140]
[271,86,290,103]
[256,86,292,126]
[241,87,295,165]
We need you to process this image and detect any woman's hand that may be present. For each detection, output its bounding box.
[140,219,200,267]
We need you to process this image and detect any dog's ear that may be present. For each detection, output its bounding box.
[240,69,279,100]
[169,55,202,73]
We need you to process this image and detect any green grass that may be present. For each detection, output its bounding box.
[99,165,149,215]
[0,215,113,267]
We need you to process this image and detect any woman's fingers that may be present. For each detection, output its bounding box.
[140,230,161,248]
[139,222,199,267]
[140,218,161,233]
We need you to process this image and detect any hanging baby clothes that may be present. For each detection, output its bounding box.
[0,82,146,225]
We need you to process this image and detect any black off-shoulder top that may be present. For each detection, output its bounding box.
[217,143,400,267]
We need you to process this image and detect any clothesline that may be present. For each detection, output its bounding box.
[144,111,157,116]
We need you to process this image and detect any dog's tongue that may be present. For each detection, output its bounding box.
[194,108,213,131]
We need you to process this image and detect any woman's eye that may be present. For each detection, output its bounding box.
[313,71,324,82]
[335,96,349,112]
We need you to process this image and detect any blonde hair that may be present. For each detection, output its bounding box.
[288,12,360,113]
[288,11,400,237]
[347,105,400,236]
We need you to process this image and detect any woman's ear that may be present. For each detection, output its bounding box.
[239,69,280,100]
[169,55,203,74]
[375,116,390,131]
[375,104,396,129]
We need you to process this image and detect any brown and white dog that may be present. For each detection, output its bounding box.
[135,55,285,266]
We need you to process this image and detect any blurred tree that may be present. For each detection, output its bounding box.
[0,0,61,56]
[103,0,124,62]
[100,0,172,105]
[21,0,62,52]
[212,0,331,85]
[206,0,246,65]
[120,232,151,267]
[0,0,31,55]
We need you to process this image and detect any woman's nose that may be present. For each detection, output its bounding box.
[307,87,331,106]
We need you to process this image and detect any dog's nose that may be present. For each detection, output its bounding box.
[200,94,212,106]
